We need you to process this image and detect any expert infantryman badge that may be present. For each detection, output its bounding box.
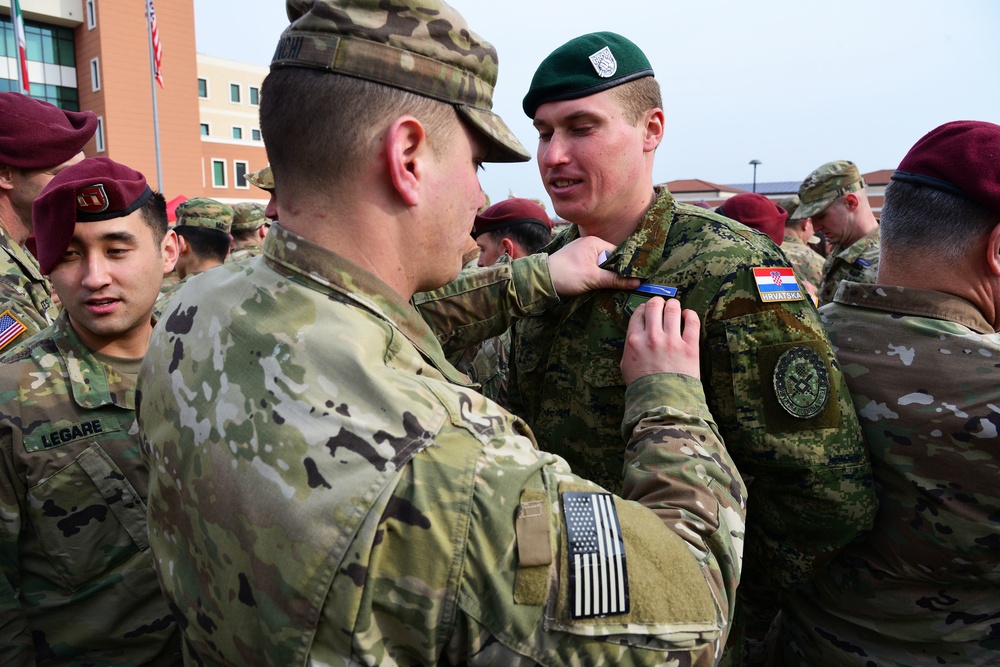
[588,46,617,78]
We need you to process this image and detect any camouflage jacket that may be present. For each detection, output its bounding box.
[816,227,880,306]
[152,275,188,321]
[0,312,180,666]
[225,242,263,264]
[780,233,824,292]
[138,224,747,666]
[0,226,58,354]
[778,283,1000,666]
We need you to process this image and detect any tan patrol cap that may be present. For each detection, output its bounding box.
[247,166,273,193]
[272,0,529,163]
[792,160,866,220]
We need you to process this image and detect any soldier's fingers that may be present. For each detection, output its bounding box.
[681,308,701,347]
[661,298,682,337]
[627,301,648,334]
[642,296,665,337]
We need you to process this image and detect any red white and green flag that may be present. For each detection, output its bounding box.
[11,0,30,93]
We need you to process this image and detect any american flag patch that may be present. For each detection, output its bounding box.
[562,492,629,619]
[0,310,26,351]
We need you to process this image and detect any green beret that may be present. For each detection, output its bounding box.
[523,32,654,118]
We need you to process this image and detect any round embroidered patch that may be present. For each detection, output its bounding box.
[773,346,830,419]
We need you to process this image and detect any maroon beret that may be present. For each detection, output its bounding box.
[892,120,1000,215]
[472,198,552,238]
[716,193,787,246]
[0,93,97,170]
[33,157,153,274]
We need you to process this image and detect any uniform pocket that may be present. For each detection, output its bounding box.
[26,443,148,591]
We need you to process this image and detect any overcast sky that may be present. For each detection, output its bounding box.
[194,1,1000,206]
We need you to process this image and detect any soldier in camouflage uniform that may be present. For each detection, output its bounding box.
[138,1,747,664]
[153,197,232,318]
[777,195,824,298]
[775,121,1000,665]
[0,94,97,352]
[226,202,269,263]
[0,157,181,664]
[791,161,880,305]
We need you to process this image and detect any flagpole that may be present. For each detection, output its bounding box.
[145,1,164,192]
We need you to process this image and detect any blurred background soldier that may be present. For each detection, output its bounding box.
[776,120,1000,666]
[226,202,269,263]
[0,157,180,664]
[778,194,824,297]
[0,93,96,349]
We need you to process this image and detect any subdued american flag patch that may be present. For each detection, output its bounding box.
[562,491,629,619]
[0,310,26,351]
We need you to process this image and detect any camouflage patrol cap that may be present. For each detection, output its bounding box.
[522,32,655,118]
[778,194,802,221]
[246,166,274,193]
[175,198,233,234]
[792,160,866,220]
[231,202,267,232]
[271,0,529,163]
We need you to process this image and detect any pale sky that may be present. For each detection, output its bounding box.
[194,0,1000,207]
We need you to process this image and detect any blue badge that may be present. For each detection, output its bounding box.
[855,258,871,267]
[633,283,678,298]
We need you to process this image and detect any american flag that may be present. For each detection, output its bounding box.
[562,492,629,619]
[11,0,29,92]
[0,311,27,351]
[147,0,163,88]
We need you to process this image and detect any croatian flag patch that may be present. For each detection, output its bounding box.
[752,267,805,303]
[562,491,629,619]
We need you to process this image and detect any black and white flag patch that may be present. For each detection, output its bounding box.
[562,491,630,619]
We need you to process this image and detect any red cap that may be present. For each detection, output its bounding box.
[32,157,152,274]
[892,120,1000,215]
[0,93,97,170]
[717,193,787,246]
[472,198,552,238]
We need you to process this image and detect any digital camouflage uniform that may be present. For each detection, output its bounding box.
[815,228,880,306]
[0,226,58,353]
[139,225,747,666]
[0,312,179,665]
[780,233,824,292]
[427,187,877,663]
[777,282,1000,665]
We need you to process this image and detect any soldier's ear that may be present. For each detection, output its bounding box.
[986,222,1000,277]
[0,164,13,191]
[385,115,428,207]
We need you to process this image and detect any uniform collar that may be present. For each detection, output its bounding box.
[0,225,46,281]
[831,281,995,334]
[49,311,136,410]
[262,224,470,386]
[835,227,880,262]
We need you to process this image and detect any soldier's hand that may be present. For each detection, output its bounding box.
[548,236,640,296]
[621,297,701,384]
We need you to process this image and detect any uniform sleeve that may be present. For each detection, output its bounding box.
[412,253,558,357]
[0,281,50,356]
[0,430,34,667]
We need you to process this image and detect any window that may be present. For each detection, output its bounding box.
[212,159,227,187]
[200,123,209,136]
[251,128,261,142]
[197,78,208,98]
[229,83,240,103]
[90,57,100,92]
[234,161,249,189]
[86,0,97,30]
[95,116,105,152]
[231,126,242,140]
[249,86,259,105]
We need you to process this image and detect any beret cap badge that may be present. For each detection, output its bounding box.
[588,46,618,78]
[76,184,110,214]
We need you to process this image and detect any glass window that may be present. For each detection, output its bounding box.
[86,0,97,30]
[200,123,210,136]
[197,78,207,98]
[90,58,100,92]
[235,161,248,188]
[251,129,261,142]
[249,86,259,105]
[95,117,106,152]
[229,83,240,103]
[232,127,242,140]
[212,160,226,187]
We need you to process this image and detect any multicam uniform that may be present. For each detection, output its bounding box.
[777,282,1000,666]
[780,233,824,292]
[816,228,880,306]
[425,187,876,662]
[138,225,746,666]
[0,312,179,665]
[225,242,263,263]
[0,226,58,353]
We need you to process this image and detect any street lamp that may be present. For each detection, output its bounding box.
[749,159,762,193]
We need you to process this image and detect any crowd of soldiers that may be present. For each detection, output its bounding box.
[0,1,997,666]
